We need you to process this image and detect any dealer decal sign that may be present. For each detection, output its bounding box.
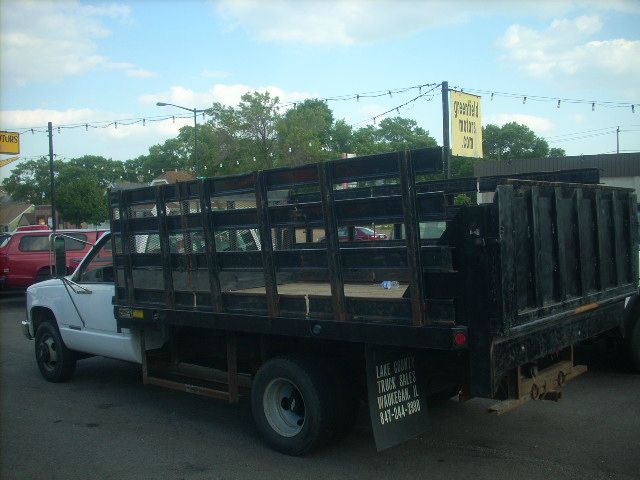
[365,345,430,451]
[450,91,483,158]
[0,131,20,155]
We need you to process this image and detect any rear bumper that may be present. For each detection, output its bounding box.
[471,300,626,398]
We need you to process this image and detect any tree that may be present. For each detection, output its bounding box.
[238,91,281,169]
[278,99,334,166]
[549,147,566,157]
[350,117,437,156]
[56,167,108,226]
[482,122,554,161]
[328,119,354,154]
[2,157,64,204]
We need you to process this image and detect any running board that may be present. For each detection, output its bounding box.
[144,375,233,401]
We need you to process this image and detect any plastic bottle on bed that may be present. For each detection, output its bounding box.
[380,280,400,289]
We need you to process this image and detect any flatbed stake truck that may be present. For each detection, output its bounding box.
[23,147,639,455]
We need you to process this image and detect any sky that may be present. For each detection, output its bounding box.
[1,0,639,181]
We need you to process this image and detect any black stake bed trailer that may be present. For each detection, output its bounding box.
[110,147,638,454]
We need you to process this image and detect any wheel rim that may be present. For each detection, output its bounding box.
[263,377,306,437]
[37,334,58,372]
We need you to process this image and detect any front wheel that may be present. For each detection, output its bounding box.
[35,321,76,382]
[251,357,339,456]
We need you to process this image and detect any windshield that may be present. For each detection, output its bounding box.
[0,234,10,248]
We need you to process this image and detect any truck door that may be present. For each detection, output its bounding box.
[63,234,140,363]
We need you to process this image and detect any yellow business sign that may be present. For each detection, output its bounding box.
[450,91,482,158]
[0,131,20,155]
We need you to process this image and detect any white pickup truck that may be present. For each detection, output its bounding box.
[22,229,261,381]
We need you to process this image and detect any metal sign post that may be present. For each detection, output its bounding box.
[441,82,451,179]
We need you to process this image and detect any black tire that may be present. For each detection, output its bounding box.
[35,321,76,382]
[251,356,339,456]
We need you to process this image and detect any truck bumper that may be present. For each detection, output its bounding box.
[21,320,33,340]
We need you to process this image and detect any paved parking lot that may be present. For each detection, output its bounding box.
[1,292,639,480]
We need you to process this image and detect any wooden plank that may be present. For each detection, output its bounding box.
[497,185,518,333]
[554,187,568,301]
[530,186,544,308]
[155,186,176,309]
[594,190,607,290]
[610,190,623,286]
[573,189,588,295]
[399,152,426,326]
[109,190,133,305]
[318,161,347,321]
[199,180,223,313]
[119,190,135,306]
[254,171,279,316]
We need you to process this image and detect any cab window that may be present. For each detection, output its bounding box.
[19,233,87,252]
[77,237,113,283]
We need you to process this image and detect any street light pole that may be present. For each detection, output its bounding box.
[156,102,203,177]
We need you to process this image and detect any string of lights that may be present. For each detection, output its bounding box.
[353,83,442,127]
[6,82,639,136]
[278,82,440,108]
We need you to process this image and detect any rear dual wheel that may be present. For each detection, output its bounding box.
[251,356,358,456]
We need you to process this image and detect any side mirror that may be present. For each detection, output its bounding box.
[54,236,67,277]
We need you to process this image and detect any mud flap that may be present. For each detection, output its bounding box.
[365,344,431,451]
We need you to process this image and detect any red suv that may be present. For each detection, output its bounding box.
[0,228,106,289]
[318,226,388,243]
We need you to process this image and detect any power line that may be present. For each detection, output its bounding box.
[455,86,638,110]
[548,130,618,143]
[6,81,639,136]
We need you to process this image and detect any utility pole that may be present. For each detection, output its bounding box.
[616,126,620,154]
[441,81,450,178]
[48,122,56,230]
[193,108,199,177]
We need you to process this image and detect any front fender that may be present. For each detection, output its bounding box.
[26,279,82,339]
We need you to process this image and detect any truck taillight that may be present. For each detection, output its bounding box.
[454,332,467,346]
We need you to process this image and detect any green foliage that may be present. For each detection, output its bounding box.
[352,117,437,155]
[549,147,566,157]
[454,193,472,205]
[2,157,63,204]
[482,122,552,161]
[449,156,475,178]
[56,171,108,226]
[277,99,334,166]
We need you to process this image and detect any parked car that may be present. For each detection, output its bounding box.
[0,228,106,289]
[318,226,387,242]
